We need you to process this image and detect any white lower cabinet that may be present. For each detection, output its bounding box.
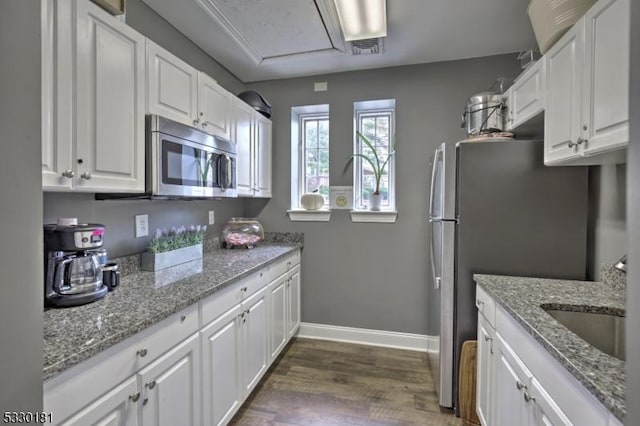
[45,251,302,426]
[476,285,619,426]
[60,377,139,426]
[201,305,243,426]
[137,334,201,426]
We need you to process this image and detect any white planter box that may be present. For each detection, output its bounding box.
[141,244,203,272]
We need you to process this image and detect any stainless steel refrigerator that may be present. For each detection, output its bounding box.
[427,139,588,412]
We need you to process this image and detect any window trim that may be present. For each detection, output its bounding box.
[289,104,331,222]
[353,101,396,212]
[298,113,330,208]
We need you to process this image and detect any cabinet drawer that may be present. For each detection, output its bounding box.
[475,285,495,326]
[200,271,265,326]
[45,304,198,419]
[262,251,300,284]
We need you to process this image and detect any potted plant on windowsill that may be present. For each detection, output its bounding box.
[141,225,207,272]
[347,131,396,211]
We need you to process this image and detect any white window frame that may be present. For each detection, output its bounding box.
[353,100,396,214]
[288,104,331,221]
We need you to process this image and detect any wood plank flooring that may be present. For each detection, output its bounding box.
[230,338,464,426]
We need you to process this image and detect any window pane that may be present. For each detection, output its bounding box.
[319,120,329,149]
[305,121,318,148]
[300,114,329,206]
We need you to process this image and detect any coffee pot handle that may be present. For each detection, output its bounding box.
[53,256,75,293]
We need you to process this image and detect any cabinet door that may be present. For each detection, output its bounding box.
[269,274,288,361]
[493,334,532,426]
[287,266,301,339]
[254,116,272,198]
[60,376,139,426]
[146,39,198,126]
[529,377,572,426]
[544,22,584,165]
[509,57,545,129]
[201,305,242,426]
[476,317,493,426]
[233,99,255,197]
[242,286,269,394]
[42,0,73,190]
[582,0,629,155]
[198,73,231,140]
[74,0,145,192]
[138,334,201,426]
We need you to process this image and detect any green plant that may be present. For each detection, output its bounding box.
[147,224,207,254]
[347,131,396,195]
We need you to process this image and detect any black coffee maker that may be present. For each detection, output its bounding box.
[44,223,108,307]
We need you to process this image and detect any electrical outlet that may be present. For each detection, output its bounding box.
[208,210,215,225]
[135,214,149,238]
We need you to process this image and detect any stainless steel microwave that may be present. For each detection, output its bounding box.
[146,114,237,198]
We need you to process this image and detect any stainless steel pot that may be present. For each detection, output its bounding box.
[461,92,505,136]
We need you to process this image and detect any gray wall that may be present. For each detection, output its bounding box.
[626,0,639,422]
[0,1,43,413]
[43,0,249,258]
[247,55,523,335]
[127,0,245,95]
[587,164,627,280]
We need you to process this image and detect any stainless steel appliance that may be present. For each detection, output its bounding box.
[461,92,505,136]
[147,115,237,198]
[98,115,238,199]
[44,223,108,307]
[427,139,587,412]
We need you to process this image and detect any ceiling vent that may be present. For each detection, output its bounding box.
[350,38,383,55]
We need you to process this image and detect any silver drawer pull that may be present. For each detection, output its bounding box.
[146,380,156,389]
[523,391,535,403]
[484,335,492,342]
[516,380,526,391]
[129,392,140,402]
[136,348,148,357]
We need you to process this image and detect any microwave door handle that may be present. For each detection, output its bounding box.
[220,154,231,191]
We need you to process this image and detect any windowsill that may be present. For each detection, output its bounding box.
[287,209,331,222]
[350,210,397,223]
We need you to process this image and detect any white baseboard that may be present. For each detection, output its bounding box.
[297,322,438,352]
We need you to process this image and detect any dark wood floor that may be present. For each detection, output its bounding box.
[230,338,464,426]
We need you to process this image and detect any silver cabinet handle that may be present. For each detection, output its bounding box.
[202,123,208,128]
[136,348,148,357]
[61,170,74,179]
[577,137,587,145]
[129,392,140,402]
[180,315,186,322]
[484,335,492,342]
[142,397,148,406]
[80,172,91,180]
[523,391,536,403]
[146,380,156,389]
[476,299,484,306]
[516,380,526,391]
[568,140,576,148]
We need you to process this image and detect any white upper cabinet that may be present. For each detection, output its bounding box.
[504,57,545,131]
[581,0,630,156]
[146,42,232,140]
[544,0,629,165]
[43,0,145,192]
[232,97,273,198]
[198,72,232,140]
[146,39,198,126]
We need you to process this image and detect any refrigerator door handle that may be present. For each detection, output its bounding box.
[429,148,442,218]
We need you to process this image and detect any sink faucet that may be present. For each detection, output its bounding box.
[614,255,627,273]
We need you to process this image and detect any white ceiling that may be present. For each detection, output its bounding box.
[140,0,539,83]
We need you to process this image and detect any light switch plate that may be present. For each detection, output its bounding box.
[135,214,149,238]
[208,210,215,225]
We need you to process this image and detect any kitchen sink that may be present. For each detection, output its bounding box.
[543,309,625,361]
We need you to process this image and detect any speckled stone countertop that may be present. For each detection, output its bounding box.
[43,243,302,381]
[474,274,625,422]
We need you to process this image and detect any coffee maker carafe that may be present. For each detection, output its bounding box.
[44,223,108,307]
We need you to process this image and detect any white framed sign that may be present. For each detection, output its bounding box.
[329,186,353,209]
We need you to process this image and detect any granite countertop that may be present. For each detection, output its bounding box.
[43,242,302,381]
[474,274,625,422]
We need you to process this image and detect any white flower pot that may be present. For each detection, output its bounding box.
[369,194,382,211]
[141,243,203,272]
